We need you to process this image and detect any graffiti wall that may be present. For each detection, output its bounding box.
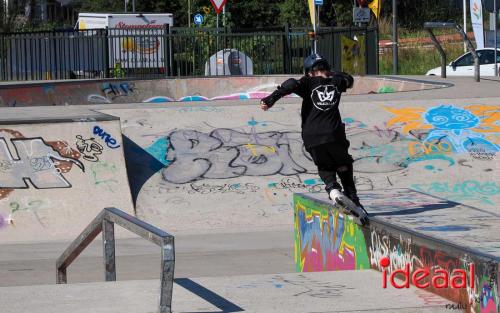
[100,100,498,236]
[294,193,499,313]
[0,76,445,107]
[0,119,133,242]
[294,194,370,272]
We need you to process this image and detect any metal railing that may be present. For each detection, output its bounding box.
[56,207,175,313]
[0,26,378,81]
[424,22,479,81]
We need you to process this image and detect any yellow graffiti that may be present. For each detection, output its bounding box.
[465,105,500,133]
[408,139,453,157]
[485,135,500,145]
[244,143,276,156]
[384,107,432,134]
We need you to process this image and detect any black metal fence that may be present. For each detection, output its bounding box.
[0,26,378,81]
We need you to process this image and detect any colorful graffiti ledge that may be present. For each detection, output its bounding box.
[294,191,500,313]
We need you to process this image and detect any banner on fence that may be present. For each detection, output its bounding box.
[341,35,365,75]
[470,0,485,49]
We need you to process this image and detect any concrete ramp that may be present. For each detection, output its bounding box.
[0,76,448,106]
[94,98,499,237]
[0,271,455,313]
[294,191,500,312]
[0,111,134,242]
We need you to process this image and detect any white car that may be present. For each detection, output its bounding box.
[426,48,500,76]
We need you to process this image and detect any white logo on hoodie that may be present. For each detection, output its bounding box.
[311,85,339,111]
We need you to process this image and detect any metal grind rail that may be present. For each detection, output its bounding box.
[56,207,175,313]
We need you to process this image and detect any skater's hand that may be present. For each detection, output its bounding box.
[260,101,269,111]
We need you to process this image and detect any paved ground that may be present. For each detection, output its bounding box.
[0,232,294,287]
[0,271,458,313]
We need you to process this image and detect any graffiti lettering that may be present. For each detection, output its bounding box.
[163,129,315,184]
[369,231,423,273]
[102,82,134,100]
[268,177,324,193]
[93,126,121,149]
[0,137,84,189]
[188,182,260,194]
[411,181,500,205]
[468,147,496,161]
[295,201,370,272]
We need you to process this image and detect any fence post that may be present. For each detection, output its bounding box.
[333,30,342,72]
[166,24,173,77]
[103,28,110,78]
[0,33,4,81]
[167,25,174,76]
[283,24,291,74]
[364,27,368,75]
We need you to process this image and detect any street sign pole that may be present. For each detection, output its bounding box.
[313,4,317,53]
[223,5,226,27]
[392,0,398,75]
[216,13,219,52]
[464,0,467,52]
[317,5,320,33]
[495,0,498,76]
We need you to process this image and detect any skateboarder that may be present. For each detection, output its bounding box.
[259,53,368,225]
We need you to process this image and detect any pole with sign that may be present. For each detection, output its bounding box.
[313,0,323,53]
[210,0,227,16]
[194,14,204,26]
[210,0,227,51]
[495,0,497,76]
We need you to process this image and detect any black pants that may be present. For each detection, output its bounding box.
[306,141,361,206]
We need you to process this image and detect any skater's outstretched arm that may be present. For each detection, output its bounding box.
[260,78,306,111]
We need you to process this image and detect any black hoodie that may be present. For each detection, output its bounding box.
[261,71,353,149]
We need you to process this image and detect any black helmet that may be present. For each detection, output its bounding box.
[304,53,330,73]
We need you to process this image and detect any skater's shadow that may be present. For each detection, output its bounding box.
[175,278,244,313]
[369,202,458,217]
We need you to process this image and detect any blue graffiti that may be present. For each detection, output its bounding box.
[102,82,133,97]
[298,208,347,267]
[93,126,121,149]
[425,106,479,130]
[423,105,498,153]
[143,96,173,103]
[411,180,500,205]
[145,137,171,166]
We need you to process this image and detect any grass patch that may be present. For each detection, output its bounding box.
[379,42,466,75]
